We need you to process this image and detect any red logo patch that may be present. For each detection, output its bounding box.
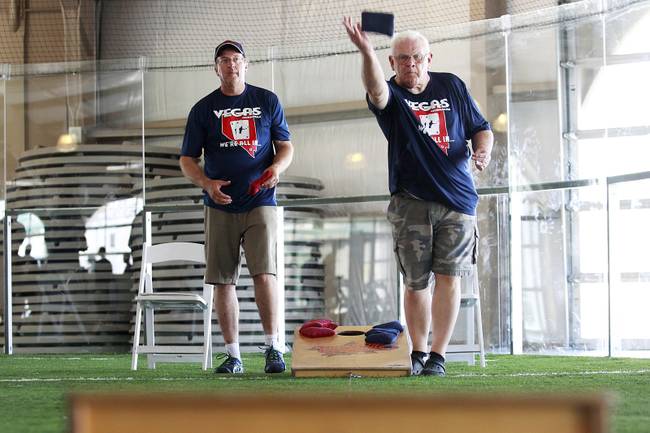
[221,115,258,158]
[412,109,450,155]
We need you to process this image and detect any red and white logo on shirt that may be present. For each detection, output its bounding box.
[214,108,261,158]
[215,116,258,158]
[406,98,451,155]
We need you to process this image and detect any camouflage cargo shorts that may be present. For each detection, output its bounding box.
[387,192,478,290]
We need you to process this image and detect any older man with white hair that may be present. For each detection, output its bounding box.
[344,18,494,376]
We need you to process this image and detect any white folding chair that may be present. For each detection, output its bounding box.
[131,242,213,370]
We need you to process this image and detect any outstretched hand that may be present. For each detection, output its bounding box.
[343,16,373,54]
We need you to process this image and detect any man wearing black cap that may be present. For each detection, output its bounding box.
[180,40,294,374]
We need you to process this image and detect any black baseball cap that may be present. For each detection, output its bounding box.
[215,40,245,59]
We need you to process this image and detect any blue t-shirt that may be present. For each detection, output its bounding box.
[181,84,291,213]
[368,72,490,215]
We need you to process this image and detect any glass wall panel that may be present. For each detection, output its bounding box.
[1,76,5,351]
[575,136,650,179]
[578,63,650,131]
[468,30,509,353]
[508,23,563,186]
[567,11,604,187]
[285,202,397,326]
[568,184,609,354]
[5,65,143,352]
[609,178,650,357]
[568,0,650,359]
[474,32,509,191]
[514,185,608,354]
[273,49,387,199]
[605,1,650,57]
[10,209,136,353]
[476,193,510,352]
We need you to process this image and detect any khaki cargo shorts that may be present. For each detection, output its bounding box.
[204,205,277,285]
[387,192,478,290]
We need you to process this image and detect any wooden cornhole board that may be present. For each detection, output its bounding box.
[70,393,609,433]
[291,325,411,377]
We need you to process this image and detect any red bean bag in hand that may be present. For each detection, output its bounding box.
[247,169,274,195]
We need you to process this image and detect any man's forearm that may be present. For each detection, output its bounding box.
[342,17,388,108]
[179,156,208,189]
[360,49,388,108]
[470,129,494,171]
[472,129,494,154]
[271,141,294,174]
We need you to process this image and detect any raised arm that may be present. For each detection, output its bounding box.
[343,17,389,110]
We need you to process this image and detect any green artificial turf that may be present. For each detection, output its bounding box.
[0,354,649,433]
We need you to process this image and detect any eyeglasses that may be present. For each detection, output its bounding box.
[395,53,428,65]
[217,56,245,66]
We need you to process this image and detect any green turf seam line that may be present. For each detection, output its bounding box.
[0,376,274,382]
[453,369,650,377]
[2,369,650,382]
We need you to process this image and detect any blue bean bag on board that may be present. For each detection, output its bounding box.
[365,320,404,346]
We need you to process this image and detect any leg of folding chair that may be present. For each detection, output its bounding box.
[203,284,214,370]
[207,313,213,369]
[208,330,213,369]
[474,268,486,368]
[131,302,143,370]
[145,307,156,369]
[202,306,211,370]
[208,317,213,368]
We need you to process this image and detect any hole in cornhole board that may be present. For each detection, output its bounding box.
[337,330,365,336]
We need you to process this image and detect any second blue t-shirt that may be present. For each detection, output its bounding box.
[181,83,291,213]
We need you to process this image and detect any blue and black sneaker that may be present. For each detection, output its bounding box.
[214,354,244,374]
[264,346,286,374]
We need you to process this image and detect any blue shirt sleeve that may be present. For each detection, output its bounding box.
[366,83,395,117]
[457,78,491,140]
[270,93,291,142]
[181,105,205,157]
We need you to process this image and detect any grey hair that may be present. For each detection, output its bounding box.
[391,30,431,55]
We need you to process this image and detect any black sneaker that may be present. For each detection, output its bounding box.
[421,357,446,377]
[214,354,244,374]
[264,346,286,373]
[410,351,428,376]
